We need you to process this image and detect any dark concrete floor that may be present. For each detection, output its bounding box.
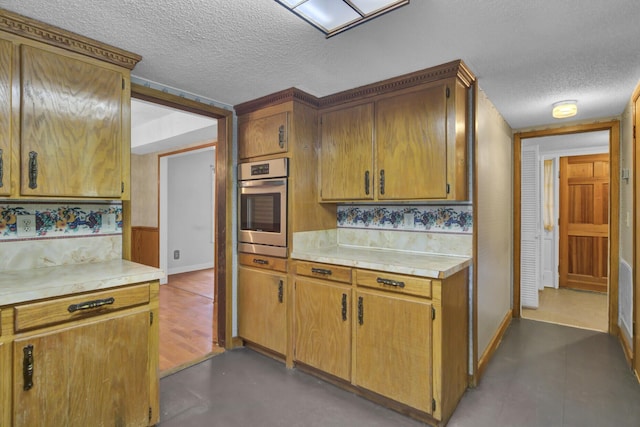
[160,319,640,427]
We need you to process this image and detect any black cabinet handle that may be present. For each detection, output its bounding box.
[68,297,115,313]
[278,280,284,303]
[253,258,269,265]
[23,345,34,391]
[379,169,385,195]
[0,148,4,188]
[364,170,370,195]
[376,277,405,288]
[311,267,332,276]
[358,296,364,325]
[341,293,347,321]
[278,125,285,148]
[28,151,38,189]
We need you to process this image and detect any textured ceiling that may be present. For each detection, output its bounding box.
[3,1,640,129]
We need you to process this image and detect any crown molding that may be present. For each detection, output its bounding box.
[319,60,476,108]
[234,87,320,116]
[0,8,141,70]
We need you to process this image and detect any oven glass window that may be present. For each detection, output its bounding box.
[240,192,281,233]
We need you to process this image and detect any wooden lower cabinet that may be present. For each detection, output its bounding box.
[294,277,351,381]
[13,311,150,427]
[238,266,287,355]
[354,289,433,413]
[293,262,469,426]
[0,281,159,426]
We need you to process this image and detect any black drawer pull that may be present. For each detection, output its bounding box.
[253,258,269,265]
[358,296,364,325]
[23,345,34,391]
[376,277,405,288]
[341,293,347,321]
[0,148,4,188]
[311,268,332,275]
[28,151,38,189]
[278,280,284,303]
[68,297,115,313]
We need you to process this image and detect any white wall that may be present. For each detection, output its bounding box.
[166,149,215,274]
[476,87,514,358]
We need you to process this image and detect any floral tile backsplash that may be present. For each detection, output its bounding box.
[337,204,472,234]
[0,202,123,240]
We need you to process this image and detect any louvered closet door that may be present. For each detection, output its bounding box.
[521,146,540,308]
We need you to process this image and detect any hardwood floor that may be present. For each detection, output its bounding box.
[159,268,223,375]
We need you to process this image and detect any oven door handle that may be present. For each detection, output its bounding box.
[239,179,286,188]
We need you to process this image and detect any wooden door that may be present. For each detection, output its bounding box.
[13,311,150,427]
[0,38,12,196]
[20,45,123,197]
[376,84,447,200]
[319,103,374,201]
[238,266,287,354]
[559,154,609,292]
[294,278,351,380]
[354,289,432,413]
[238,111,288,159]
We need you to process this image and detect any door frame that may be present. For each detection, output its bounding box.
[513,121,620,335]
[130,83,233,348]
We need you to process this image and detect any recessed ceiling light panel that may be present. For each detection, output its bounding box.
[276,0,409,37]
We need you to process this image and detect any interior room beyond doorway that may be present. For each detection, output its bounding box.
[519,129,613,333]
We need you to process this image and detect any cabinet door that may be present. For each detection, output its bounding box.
[238,112,288,159]
[319,103,374,201]
[376,85,448,200]
[0,39,11,196]
[355,289,433,413]
[13,311,150,427]
[238,266,287,354]
[20,45,123,197]
[294,278,351,380]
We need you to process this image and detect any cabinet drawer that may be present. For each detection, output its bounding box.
[295,261,352,284]
[14,283,150,333]
[239,253,288,273]
[356,269,431,298]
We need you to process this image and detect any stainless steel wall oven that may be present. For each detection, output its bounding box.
[238,158,288,257]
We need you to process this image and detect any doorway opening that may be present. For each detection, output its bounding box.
[520,134,610,331]
[129,85,233,375]
[514,122,620,335]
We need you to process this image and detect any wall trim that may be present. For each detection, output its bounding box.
[477,310,512,382]
[167,262,215,276]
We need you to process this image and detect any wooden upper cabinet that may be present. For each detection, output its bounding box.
[319,103,374,201]
[238,111,288,160]
[376,85,448,200]
[0,39,11,196]
[20,45,123,198]
[318,62,473,202]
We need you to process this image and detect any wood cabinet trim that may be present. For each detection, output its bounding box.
[0,8,141,70]
[319,59,475,109]
[234,87,319,116]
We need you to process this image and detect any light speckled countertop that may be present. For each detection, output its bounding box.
[0,260,165,306]
[291,246,471,279]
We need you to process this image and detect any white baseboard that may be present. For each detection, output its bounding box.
[167,262,215,276]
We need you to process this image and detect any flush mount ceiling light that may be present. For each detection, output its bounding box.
[276,0,410,38]
[552,100,578,119]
